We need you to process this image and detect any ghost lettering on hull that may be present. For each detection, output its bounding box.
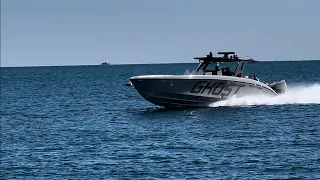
[190,81,245,97]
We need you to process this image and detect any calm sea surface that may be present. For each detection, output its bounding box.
[1,61,320,179]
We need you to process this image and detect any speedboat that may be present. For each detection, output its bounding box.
[129,52,287,107]
[101,62,110,65]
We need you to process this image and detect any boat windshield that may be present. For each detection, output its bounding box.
[198,62,237,76]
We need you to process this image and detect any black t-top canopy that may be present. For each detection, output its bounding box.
[194,52,257,63]
[217,52,235,58]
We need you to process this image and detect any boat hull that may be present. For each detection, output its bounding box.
[130,75,277,107]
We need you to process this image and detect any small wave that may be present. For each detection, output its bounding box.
[210,83,320,107]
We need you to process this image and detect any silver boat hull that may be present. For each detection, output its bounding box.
[131,75,278,107]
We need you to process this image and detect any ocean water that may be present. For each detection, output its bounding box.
[1,61,319,179]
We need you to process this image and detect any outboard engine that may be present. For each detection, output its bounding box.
[269,80,287,94]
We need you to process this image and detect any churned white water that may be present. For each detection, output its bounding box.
[210,84,320,107]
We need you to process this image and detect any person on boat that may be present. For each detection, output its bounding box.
[253,74,260,81]
[214,65,220,75]
[225,67,232,76]
[222,68,226,75]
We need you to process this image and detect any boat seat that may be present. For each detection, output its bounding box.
[197,70,204,75]
[191,70,197,75]
[184,70,191,75]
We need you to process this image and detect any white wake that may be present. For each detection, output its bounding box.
[210,83,320,107]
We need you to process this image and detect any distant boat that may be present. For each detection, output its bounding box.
[101,62,110,65]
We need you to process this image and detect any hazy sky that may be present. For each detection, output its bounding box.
[1,0,320,67]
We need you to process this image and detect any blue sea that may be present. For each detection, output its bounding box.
[1,61,320,179]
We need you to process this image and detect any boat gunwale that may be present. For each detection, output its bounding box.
[130,75,277,95]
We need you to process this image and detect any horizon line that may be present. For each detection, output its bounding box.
[1,59,319,68]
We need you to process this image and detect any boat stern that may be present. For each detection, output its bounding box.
[269,80,287,94]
